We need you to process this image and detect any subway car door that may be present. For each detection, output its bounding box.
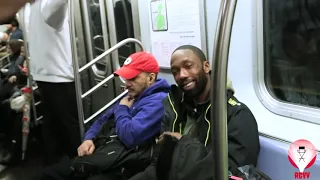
[73,0,142,125]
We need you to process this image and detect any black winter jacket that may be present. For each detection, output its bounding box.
[156,85,260,180]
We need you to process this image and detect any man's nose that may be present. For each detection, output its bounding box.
[125,81,132,87]
[180,68,189,79]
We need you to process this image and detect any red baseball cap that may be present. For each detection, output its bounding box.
[114,52,160,79]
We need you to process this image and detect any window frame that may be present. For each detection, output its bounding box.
[253,0,320,125]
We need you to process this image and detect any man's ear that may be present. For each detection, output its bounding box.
[149,73,156,83]
[203,61,210,74]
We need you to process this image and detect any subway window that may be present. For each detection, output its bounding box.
[263,0,320,108]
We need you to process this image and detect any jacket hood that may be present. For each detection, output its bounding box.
[137,78,171,100]
[227,77,235,94]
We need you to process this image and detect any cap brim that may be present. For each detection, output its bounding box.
[114,67,141,80]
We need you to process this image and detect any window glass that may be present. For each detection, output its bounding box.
[264,0,320,108]
[113,0,136,66]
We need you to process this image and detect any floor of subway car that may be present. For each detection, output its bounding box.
[0,137,44,180]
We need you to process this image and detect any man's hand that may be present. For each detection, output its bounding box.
[8,76,17,83]
[77,140,95,157]
[119,96,135,108]
[157,132,183,144]
[164,132,183,140]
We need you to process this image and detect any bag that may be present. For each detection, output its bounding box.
[10,94,26,111]
[71,136,154,178]
[229,165,272,180]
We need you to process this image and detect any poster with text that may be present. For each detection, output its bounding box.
[149,0,203,68]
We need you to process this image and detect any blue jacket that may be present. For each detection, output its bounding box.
[83,78,171,149]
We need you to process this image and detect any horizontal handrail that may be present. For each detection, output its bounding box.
[82,74,114,99]
[84,90,128,124]
[79,38,143,73]
[0,46,6,52]
[0,54,9,63]
[35,101,41,106]
[36,116,43,121]
[1,62,11,69]
[95,47,105,52]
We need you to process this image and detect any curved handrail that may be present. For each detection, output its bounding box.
[82,73,114,99]
[79,38,144,73]
[0,53,9,63]
[93,35,103,40]
[0,46,6,52]
[210,0,238,179]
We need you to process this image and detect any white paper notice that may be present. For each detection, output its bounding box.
[149,0,203,68]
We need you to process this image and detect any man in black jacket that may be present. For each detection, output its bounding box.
[129,45,260,180]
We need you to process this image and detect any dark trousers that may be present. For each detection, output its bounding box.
[32,158,117,180]
[37,81,81,166]
[0,102,22,144]
[0,82,14,102]
[128,163,157,180]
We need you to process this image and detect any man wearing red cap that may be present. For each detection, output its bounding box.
[33,52,171,180]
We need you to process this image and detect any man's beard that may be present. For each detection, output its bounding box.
[179,71,208,98]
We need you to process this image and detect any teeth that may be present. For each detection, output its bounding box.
[185,82,193,87]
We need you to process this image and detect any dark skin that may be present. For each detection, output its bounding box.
[158,49,211,142]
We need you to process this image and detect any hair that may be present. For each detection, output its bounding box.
[11,18,19,28]
[8,40,23,55]
[172,45,207,63]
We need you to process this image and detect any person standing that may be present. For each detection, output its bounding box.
[27,0,81,166]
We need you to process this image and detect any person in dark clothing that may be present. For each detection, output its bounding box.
[0,40,26,165]
[0,18,23,42]
[33,52,171,180]
[0,40,25,102]
[7,18,23,40]
[128,45,260,180]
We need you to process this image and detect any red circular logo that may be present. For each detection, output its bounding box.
[288,139,317,172]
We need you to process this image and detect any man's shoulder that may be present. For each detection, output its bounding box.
[226,93,255,122]
[227,94,249,111]
[227,95,242,108]
[12,29,23,38]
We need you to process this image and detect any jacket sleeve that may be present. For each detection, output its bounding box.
[227,107,260,171]
[171,108,260,179]
[83,107,115,141]
[7,56,24,78]
[40,0,68,30]
[114,97,165,149]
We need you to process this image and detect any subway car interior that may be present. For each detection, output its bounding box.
[0,0,319,180]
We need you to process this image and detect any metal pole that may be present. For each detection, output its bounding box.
[18,5,38,160]
[210,0,238,180]
[69,0,85,139]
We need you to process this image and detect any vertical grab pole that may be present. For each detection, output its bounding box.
[210,0,238,180]
[69,0,85,139]
[18,5,36,160]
